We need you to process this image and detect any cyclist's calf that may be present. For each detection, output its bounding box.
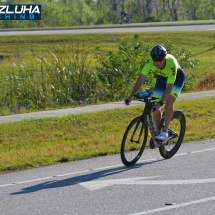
[163,98,175,132]
[153,109,161,130]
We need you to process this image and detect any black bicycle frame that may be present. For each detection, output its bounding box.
[139,99,165,147]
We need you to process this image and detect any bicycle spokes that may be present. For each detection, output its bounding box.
[130,121,144,144]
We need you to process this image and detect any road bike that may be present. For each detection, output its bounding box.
[121,88,186,167]
[118,16,132,24]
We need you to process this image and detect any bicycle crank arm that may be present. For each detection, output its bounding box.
[162,135,177,145]
[151,137,162,148]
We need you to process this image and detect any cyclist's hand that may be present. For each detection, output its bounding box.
[124,96,132,106]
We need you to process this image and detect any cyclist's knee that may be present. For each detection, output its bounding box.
[166,101,174,111]
[153,109,161,116]
[166,95,176,107]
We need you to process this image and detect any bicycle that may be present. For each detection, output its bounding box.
[118,16,132,24]
[121,88,186,167]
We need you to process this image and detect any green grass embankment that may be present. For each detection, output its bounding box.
[0,97,215,173]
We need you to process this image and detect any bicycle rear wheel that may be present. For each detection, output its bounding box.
[159,110,186,159]
[121,116,148,167]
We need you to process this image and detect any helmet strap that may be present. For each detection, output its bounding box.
[160,58,166,70]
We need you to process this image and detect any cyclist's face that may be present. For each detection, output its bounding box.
[153,58,165,69]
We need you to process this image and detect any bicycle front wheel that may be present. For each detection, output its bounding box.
[159,110,186,159]
[121,116,148,167]
[118,18,123,24]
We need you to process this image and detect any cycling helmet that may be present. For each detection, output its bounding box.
[118,10,121,13]
[150,45,167,62]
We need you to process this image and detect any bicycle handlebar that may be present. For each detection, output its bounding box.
[125,94,162,105]
[134,94,142,99]
[134,94,158,101]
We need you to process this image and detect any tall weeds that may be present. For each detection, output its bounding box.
[1,44,104,112]
[193,72,215,91]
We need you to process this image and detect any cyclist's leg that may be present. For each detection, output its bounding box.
[163,95,175,132]
[152,75,167,130]
[164,68,185,132]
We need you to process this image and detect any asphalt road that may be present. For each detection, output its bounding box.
[0,24,214,35]
[0,139,215,215]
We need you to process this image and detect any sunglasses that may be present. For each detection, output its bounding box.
[152,57,164,62]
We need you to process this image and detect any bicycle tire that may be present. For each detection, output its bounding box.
[121,116,148,167]
[159,110,186,159]
[118,18,123,24]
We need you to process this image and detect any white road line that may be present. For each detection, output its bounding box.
[0,147,215,188]
[78,177,215,191]
[129,196,215,215]
[174,147,215,156]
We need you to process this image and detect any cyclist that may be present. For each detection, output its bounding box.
[124,45,186,142]
[118,10,128,23]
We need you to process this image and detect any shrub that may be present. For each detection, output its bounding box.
[95,33,155,99]
[95,35,199,96]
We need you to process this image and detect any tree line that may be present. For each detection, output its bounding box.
[0,0,214,28]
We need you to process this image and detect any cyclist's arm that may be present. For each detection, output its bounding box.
[167,59,177,84]
[129,74,147,98]
[125,74,147,105]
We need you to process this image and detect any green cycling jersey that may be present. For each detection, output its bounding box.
[141,54,179,84]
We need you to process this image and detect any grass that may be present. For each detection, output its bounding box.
[0,31,214,115]
[0,96,215,173]
[0,31,214,79]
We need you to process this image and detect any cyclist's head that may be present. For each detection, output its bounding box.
[150,45,167,62]
[118,10,121,13]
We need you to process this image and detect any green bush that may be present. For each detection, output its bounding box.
[95,33,155,98]
[96,35,199,95]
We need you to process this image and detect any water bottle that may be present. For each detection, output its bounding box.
[139,91,150,98]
